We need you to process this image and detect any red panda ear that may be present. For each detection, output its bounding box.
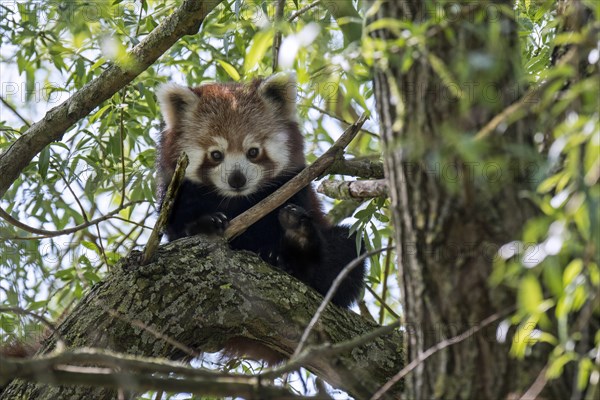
[156,83,199,129]
[258,72,297,120]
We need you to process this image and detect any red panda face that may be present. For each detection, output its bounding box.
[156,73,305,197]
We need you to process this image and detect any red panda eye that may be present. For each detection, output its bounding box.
[210,151,223,161]
[247,148,259,159]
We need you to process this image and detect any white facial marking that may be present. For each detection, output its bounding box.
[264,131,290,176]
[209,152,263,197]
[184,147,205,183]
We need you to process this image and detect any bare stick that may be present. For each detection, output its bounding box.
[0,348,322,399]
[474,46,578,141]
[317,179,388,199]
[292,246,392,358]
[519,364,550,400]
[224,112,369,240]
[0,201,143,239]
[0,306,62,343]
[272,0,285,71]
[327,158,384,179]
[369,310,511,400]
[288,0,322,22]
[365,285,400,321]
[141,153,189,265]
[0,96,31,127]
[261,318,400,379]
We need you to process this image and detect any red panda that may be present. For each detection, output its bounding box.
[155,73,365,308]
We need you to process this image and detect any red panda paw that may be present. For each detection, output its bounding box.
[278,204,317,247]
[184,212,229,236]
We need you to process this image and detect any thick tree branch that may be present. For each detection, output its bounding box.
[317,179,388,199]
[327,158,385,179]
[0,0,222,199]
[0,236,403,399]
[0,348,321,399]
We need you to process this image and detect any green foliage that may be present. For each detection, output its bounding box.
[0,0,598,397]
[491,0,600,393]
[0,0,379,394]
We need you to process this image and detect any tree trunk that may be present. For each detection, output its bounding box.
[371,1,546,398]
[1,236,403,399]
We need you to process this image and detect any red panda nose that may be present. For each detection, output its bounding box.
[228,170,247,189]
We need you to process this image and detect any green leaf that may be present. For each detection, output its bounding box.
[563,259,583,287]
[547,353,576,379]
[143,86,157,115]
[216,59,240,81]
[38,147,50,181]
[243,29,273,74]
[577,358,593,391]
[81,241,99,253]
[511,316,539,359]
[518,273,544,315]
[538,173,562,193]
[0,315,17,334]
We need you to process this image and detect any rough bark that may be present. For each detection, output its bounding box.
[370,1,547,398]
[1,236,403,399]
[317,179,388,199]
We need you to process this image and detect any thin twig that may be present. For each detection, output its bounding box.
[94,223,109,268]
[0,95,31,127]
[369,310,512,400]
[288,0,321,22]
[261,319,401,379]
[0,306,64,346]
[474,46,578,141]
[379,238,394,325]
[0,200,144,239]
[225,113,369,240]
[519,364,550,400]
[135,1,145,37]
[303,104,378,137]
[141,152,189,265]
[0,348,321,399]
[272,0,285,71]
[292,245,392,358]
[366,284,400,321]
[54,163,89,223]
[111,216,154,231]
[119,91,127,207]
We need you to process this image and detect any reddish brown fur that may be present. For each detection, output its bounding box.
[156,75,366,363]
[158,79,305,184]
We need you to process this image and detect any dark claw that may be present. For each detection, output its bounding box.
[211,212,229,234]
[184,212,229,236]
